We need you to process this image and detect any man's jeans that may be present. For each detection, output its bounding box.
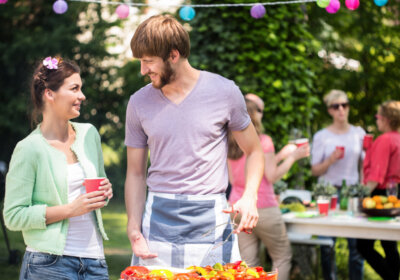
[19,251,109,280]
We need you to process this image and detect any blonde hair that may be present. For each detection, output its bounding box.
[228,99,263,160]
[379,100,400,131]
[323,90,348,107]
[130,15,190,61]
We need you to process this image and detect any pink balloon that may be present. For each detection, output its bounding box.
[345,0,359,10]
[116,4,129,19]
[326,0,341,13]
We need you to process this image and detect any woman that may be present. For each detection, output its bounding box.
[311,89,365,280]
[357,100,400,280]
[3,57,113,280]
[228,93,309,280]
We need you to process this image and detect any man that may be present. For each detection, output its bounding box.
[124,15,264,267]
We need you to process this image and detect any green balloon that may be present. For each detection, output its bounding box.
[317,0,331,8]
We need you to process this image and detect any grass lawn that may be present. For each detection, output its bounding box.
[0,200,398,279]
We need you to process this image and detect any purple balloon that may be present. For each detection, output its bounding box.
[326,0,340,13]
[345,0,359,10]
[250,4,266,19]
[53,0,68,14]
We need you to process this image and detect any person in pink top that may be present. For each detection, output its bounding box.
[357,100,400,280]
[228,94,309,280]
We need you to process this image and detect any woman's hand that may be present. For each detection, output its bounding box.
[276,144,297,162]
[67,191,107,218]
[99,178,113,200]
[328,148,343,164]
[292,144,310,161]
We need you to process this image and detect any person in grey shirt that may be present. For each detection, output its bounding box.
[311,89,365,280]
[124,15,264,267]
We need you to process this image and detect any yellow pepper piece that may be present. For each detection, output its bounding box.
[246,268,260,278]
[149,269,174,280]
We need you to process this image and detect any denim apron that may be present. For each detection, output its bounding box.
[131,191,241,268]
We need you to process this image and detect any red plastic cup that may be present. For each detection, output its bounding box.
[317,198,330,216]
[363,134,373,150]
[83,177,105,193]
[336,146,345,159]
[330,195,338,210]
[294,138,309,147]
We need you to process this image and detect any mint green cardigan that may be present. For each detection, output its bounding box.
[3,122,109,255]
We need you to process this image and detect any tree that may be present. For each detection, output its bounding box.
[187,0,320,187]
[0,1,147,198]
[307,1,400,134]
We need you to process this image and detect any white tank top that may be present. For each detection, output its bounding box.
[27,162,104,258]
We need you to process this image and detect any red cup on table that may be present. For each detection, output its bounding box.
[83,177,105,193]
[317,197,330,216]
[363,134,373,150]
[336,146,345,159]
[294,138,309,147]
[330,194,338,210]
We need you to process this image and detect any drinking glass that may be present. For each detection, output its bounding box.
[386,181,398,197]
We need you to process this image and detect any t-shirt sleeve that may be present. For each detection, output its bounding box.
[260,135,275,153]
[227,83,251,131]
[364,135,390,184]
[311,131,324,165]
[357,126,366,160]
[124,95,148,148]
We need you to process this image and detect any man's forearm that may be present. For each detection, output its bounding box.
[242,150,264,200]
[125,174,147,238]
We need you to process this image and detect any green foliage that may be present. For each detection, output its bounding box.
[273,180,288,195]
[0,1,147,198]
[188,0,319,189]
[307,1,400,134]
[312,180,337,197]
[0,1,114,160]
[341,183,370,198]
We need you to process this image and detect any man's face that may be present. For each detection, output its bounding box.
[140,56,175,89]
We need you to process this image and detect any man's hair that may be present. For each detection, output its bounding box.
[379,100,400,131]
[130,15,190,61]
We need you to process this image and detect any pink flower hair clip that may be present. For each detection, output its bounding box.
[43,56,59,70]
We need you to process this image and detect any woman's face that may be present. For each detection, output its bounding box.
[328,98,349,122]
[376,108,389,132]
[50,73,85,120]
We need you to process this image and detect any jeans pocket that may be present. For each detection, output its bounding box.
[29,253,59,267]
[99,258,108,268]
[27,253,69,280]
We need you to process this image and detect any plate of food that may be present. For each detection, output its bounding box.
[361,196,400,217]
[120,261,278,280]
[361,207,400,217]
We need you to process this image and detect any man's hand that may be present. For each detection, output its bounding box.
[223,199,258,234]
[128,230,158,259]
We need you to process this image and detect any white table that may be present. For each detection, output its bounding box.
[282,210,400,241]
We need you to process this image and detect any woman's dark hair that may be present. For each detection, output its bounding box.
[228,99,263,160]
[30,57,80,126]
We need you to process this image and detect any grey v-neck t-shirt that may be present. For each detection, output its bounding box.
[125,71,250,194]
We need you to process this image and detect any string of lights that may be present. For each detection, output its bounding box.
[47,0,388,19]
[68,0,317,7]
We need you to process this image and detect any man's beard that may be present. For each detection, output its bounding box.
[152,60,175,89]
